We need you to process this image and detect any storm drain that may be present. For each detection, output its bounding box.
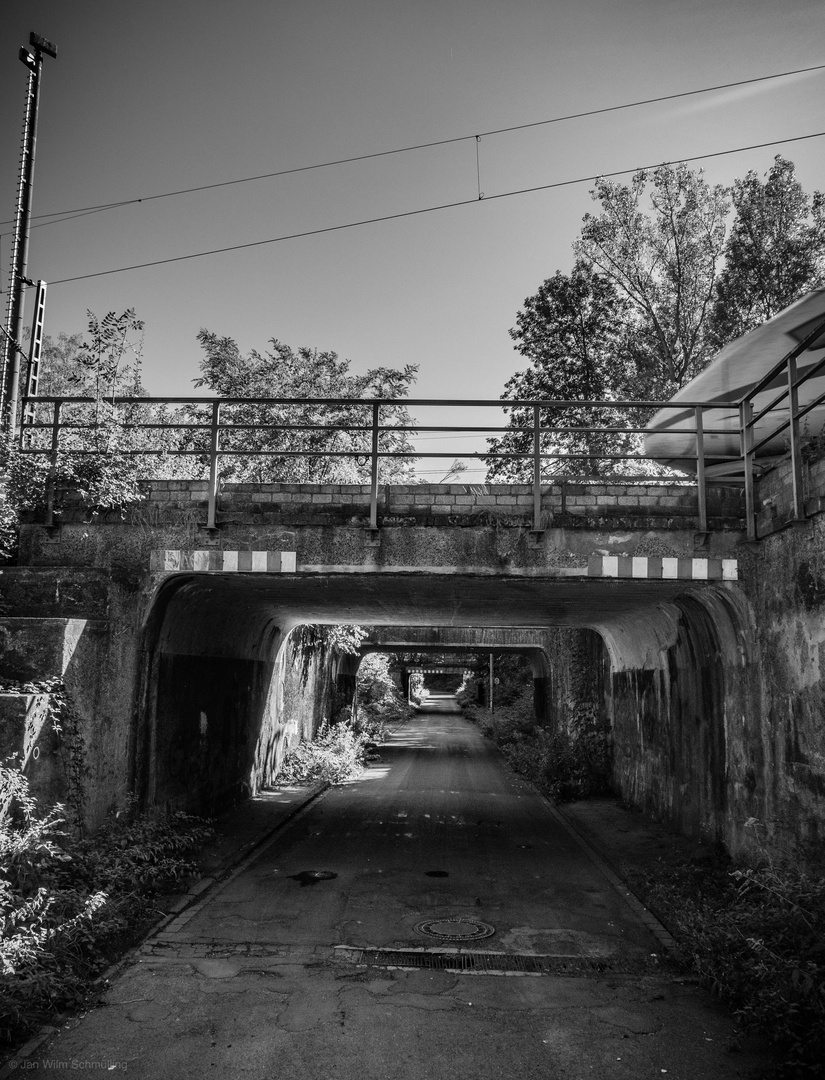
[335,947,669,977]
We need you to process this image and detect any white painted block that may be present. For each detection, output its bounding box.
[251,551,268,572]
[692,558,709,580]
[193,550,210,571]
[631,557,648,578]
[281,550,297,572]
[222,550,239,572]
[602,555,619,577]
[722,559,738,581]
[662,558,679,579]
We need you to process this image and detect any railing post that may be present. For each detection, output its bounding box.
[787,353,805,521]
[532,404,542,532]
[206,401,221,530]
[369,401,380,531]
[44,398,61,528]
[740,398,756,542]
[694,406,708,534]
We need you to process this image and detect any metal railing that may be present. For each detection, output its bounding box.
[18,394,741,532]
[738,313,825,540]
[16,307,825,539]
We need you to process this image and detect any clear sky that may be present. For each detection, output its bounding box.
[2,0,823,418]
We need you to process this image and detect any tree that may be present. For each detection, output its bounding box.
[709,156,825,347]
[576,163,729,398]
[188,333,419,484]
[1,310,153,546]
[487,262,638,479]
[32,311,146,402]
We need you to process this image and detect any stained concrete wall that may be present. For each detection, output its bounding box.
[0,693,67,810]
[0,571,140,830]
[542,628,608,736]
[739,511,825,861]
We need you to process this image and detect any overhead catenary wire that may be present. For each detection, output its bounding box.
[46,128,825,286]
[1,60,823,231]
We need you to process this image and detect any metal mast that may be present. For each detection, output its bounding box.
[1,32,57,434]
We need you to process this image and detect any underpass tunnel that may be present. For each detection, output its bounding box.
[135,570,756,850]
[357,641,554,719]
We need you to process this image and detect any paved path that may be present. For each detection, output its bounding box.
[15,707,764,1079]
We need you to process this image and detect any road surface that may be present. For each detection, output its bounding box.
[14,702,764,1079]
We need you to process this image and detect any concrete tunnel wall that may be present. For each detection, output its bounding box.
[595,586,762,857]
[136,576,349,816]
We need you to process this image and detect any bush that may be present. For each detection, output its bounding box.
[630,821,825,1079]
[0,763,212,1046]
[274,721,368,785]
[466,692,611,803]
[355,654,413,739]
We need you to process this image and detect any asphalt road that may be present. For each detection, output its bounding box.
[15,702,765,1079]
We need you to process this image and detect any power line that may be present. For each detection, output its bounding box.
[47,129,825,287]
[2,60,823,231]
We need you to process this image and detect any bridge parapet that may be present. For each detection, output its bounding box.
[42,478,745,531]
[17,479,746,580]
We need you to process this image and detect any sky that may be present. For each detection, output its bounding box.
[1,0,824,477]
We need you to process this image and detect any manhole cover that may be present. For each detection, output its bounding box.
[290,870,338,887]
[414,917,495,941]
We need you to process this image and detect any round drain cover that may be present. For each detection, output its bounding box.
[414,917,495,941]
[290,870,338,887]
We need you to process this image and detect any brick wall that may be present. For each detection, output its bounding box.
[135,479,744,528]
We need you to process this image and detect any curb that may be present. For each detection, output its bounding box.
[549,802,677,956]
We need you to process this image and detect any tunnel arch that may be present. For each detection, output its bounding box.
[132,568,756,847]
[592,584,758,843]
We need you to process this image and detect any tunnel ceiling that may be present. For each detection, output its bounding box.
[158,571,709,630]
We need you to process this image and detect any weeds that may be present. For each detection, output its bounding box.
[628,820,825,1079]
[0,763,212,1047]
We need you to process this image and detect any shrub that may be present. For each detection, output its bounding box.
[466,691,611,803]
[275,721,368,784]
[0,763,212,1046]
[630,821,825,1079]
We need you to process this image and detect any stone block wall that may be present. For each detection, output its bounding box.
[43,479,744,531]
